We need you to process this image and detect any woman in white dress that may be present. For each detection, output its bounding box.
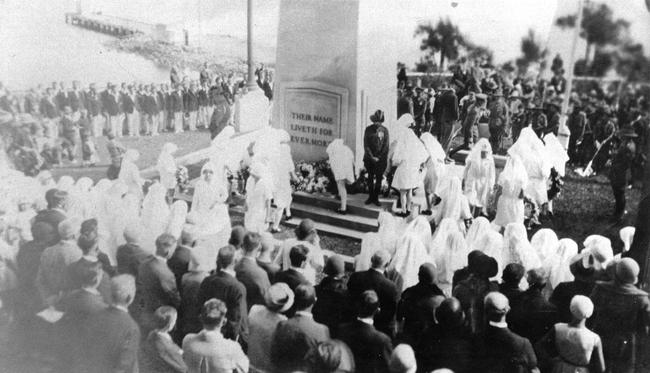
[98,181,129,263]
[547,238,579,290]
[326,139,356,214]
[392,114,429,216]
[389,232,433,291]
[156,142,178,199]
[118,149,145,200]
[270,131,297,232]
[166,200,189,240]
[492,155,528,229]
[67,177,94,220]
[141,182,171,248]
[462,138,495,216]
[420,133,447,215]
[465,216,491,249]
[470,228,505,278]
[404,216,433,254]
[434,176,472,229]
[436,230,469,296]
[244,160,274,233]
[188,161,231,238]
[531,228,560,270]
[57,175,75,193]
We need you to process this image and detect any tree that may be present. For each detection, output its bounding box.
[516,29,547,73]
[556,3,629,65]
[465,43,494,66]
[616,42,650,82]
[415,18,465,71]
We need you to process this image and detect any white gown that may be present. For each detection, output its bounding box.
[190,176,231,237]
[493,156,528,228]
[244,176,274,233]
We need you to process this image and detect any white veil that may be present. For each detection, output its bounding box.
[530,228,559,267]
[390,232,433,291]
[548,238,579,289]
[503,223,542,270]
[141,182,171,245]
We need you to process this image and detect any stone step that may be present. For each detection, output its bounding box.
[283,217,365,242]
[290,203,379,233]
[292,191,393,219]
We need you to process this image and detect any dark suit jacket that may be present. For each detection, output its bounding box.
[131,256,182,332]
[198,271,248,343]
[235,257,271,310]
[274,268,308,292]
[40,97,58,118]
[549,280,594,323]
[32,209,66,241]
[416,325,474,373]
[347,269,399,337]
[363,124,389,172]
[167,245,191,288]
[313,276,352,331]
[337,320,392,373]
[141,330,187,373]
[116,243,151,277]
[101,91,120,116]
[475,325,538,373]
[508,288,559,344]
[85,90,102,116]
[77,306,141,373]
[433,90,459,124]
[120,92,136,114]
[397,282,444,342]
[257,259,280,283]
[271,313,330,372]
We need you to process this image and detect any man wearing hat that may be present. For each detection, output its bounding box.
[431,84,459,143]
[487,89,509,153]
[450,93,487,157]
[363,109,389,206]
[33,188,68,241]
[248,282,294,373]
[101,83,121,137]
[590,258,650,373]
[608,126,637,222]
[508,268,559,343]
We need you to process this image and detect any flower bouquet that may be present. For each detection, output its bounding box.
[176,166,190,194]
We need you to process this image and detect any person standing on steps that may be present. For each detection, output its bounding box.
[363,109,389,206]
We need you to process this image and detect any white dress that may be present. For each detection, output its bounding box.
[190,178,231,237]
[493,157,528,228]
[271,144,294,210]
[392,129,428,190]
[244,176,273,233]
[118,159,144,199]
[157,150,177,190]
[326,139,355,182]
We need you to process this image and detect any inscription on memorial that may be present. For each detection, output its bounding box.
[281,83,348,161]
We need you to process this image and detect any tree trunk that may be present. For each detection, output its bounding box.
[439,49,445,71]
[584,42,592,67]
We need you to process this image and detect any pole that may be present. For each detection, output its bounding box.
[557,0,585,149]
[246,0,257,90]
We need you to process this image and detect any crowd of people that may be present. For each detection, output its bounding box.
[0,63,274,175]
[0,137,648,373]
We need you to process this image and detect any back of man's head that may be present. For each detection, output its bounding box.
[155,233,177,258]
[417,263,436,284]
[123,224,143,244]
[242,232,261,255]
[289,245,309,268]
[435,297,465,329]
[79,261,103,289]
[370,250,391,270]
[293,284,316,311]
[217,245,236,270]
[357,290,380,318]
[484,292,510,323]
[228,225,247,248]
[295,219,316,241]
[45,188,67,209]
[111,274,136,307]
[200,298,227,330]
[77,232,98,255]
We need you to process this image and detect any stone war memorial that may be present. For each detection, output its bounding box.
[272,0,400,165]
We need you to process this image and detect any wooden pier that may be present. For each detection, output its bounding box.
[64,12,154,37]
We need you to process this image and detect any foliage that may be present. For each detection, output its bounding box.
[615,42,650,82]
[415,56,438,73]
[516,29,547,74]
[291,160,335,194]
[415,18,466,71]
[464,43,494,66]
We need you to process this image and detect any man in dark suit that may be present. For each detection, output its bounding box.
[131,233,181,334]
[32,189,67,241]
[271,284,330,372]
[85,83,102,137]
[337,290,392,373]
[115,225,151,277]
[347,250,398,338]
[77,274,141,373]
[55,81,69,112]
[508,268,558,344]
[397,263,444,343]
[363,109,389,206]
[167,230,196,288]
[40,88,59,119]
[236,232,271,310]
[66,228,112,303]
[274,244,310,291]
[198,245,248,344]
[432,85,459,144]
[475,292,539,373]
[550,259,596,322]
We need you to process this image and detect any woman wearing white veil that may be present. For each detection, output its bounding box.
[581,235,613,272]
[431,218,460,256]
[433,176,472,230]
[617,226,635,259]
[188,161,231,238]
[547,238,578,289]
[462,138,495,216]
[326,139,356,214]
[356,232,382,272]
[470,229,504,278]
[89,179,111,220]
[98,181,129,263]
[465,216,492,249]
[435,230,469,296]
[508,127,551,220]
[392,114,429,216]
[156,142,178,198]
[141,182,171,248]
[389,232,433,291]
[492,155,528,228]
[403,216,433,254]
[502,223,542,271]
[56,175,75,193]
[166,200,189,240]
[244,159,274,233]
[118,149,145,200]
[420,132,447,215]
[530,228,559,270]
[270,130,297,232]
[67,177,94,220]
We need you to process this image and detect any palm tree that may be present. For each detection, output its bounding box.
[415,18,465,71]
[516,29,547,73]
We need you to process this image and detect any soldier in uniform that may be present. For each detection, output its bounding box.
[363,109,389,206]
[608,126,637,222]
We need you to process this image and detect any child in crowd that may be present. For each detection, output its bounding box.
[80,128,98,167]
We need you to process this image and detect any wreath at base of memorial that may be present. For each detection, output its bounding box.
[175,166,190,194]
[291,160,336,194]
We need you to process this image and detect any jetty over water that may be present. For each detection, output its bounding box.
[64,12,174,40]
